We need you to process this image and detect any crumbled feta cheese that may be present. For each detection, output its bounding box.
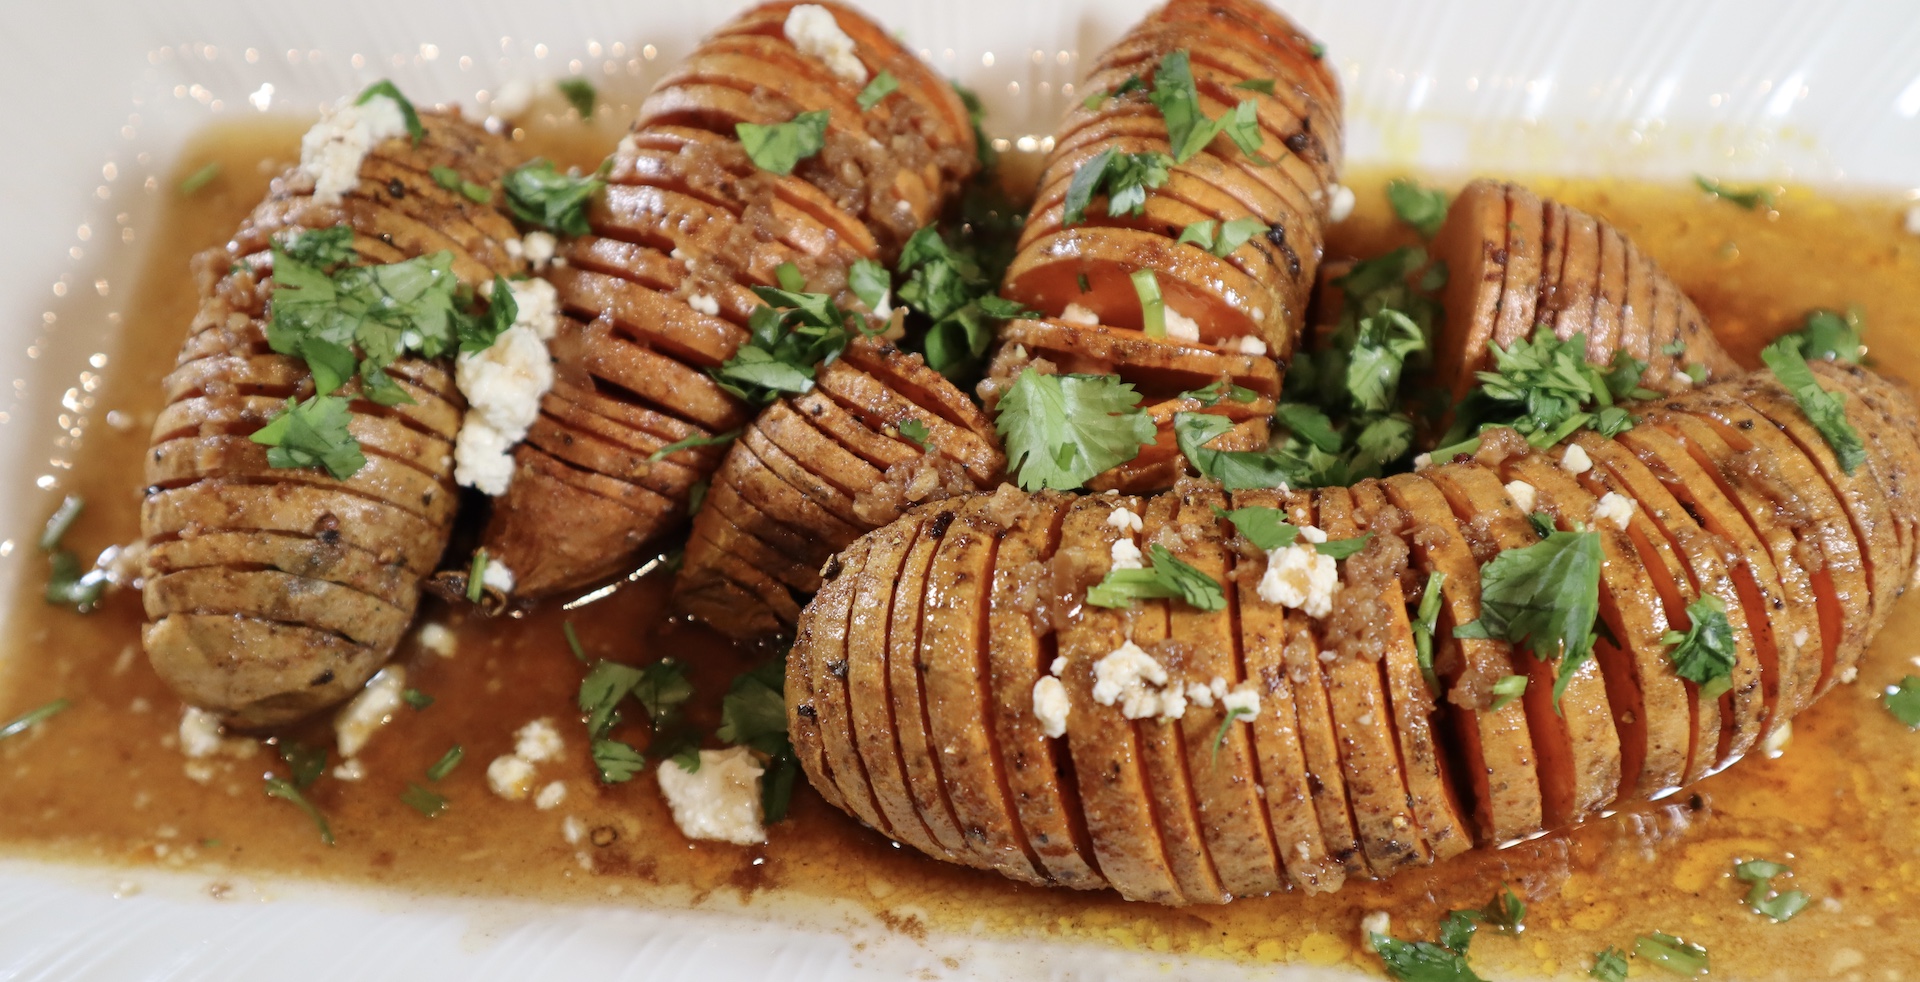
[491,78,533,119]
[1050,657,1068,676]
[1257,543,1339,618]
[1298,524,1328,544]
[783,4,867,85]
[95,539,149,591]
[1360,911,1391,949]
[1210,677,1229,701]
[1504,480,1538,513]
[416,622,456,658]
[657,747,767,845]
[454,279,561,495]
[1186,681,1216,709]
[1164,306,1201,341]
[1327,184,1356,223]
[686,293,720,316]
[333,758,367,782]
[1761,720,1793,758]
[535,781,568,810]
[1592,491,1634,530]
[334,665,407,758]
[487,754,538,801]
[1907,205,1920,236]
[299,93,410,206]
[1413,452,1433,472]
[1221,681,1261,719]
[513,718,564,763]
[483,559,516,595]
[1107,506,1144,533]
[1031,676,1071,738]
[1236,335,1268,356]
[1060,302,1101,326]
[520,231,557,271]
[561,815,586,845]
[1091,641,1173,720]
[1109,538,1144,570]
[179,707,227,759]
[1560,443,1593,475]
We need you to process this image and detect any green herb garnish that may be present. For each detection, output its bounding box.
[250,395,365,480]
[995,369,1156,490]
[1590,947,1629,982]
[264,777,334,845]
[1634,932,1708,976]
[1085,543,1226,612]
[718,656,799,821]
[1735,858,1811,922]
[1782,307,1866,364]
[429,165,492,204]
[467,549,489,603]
[856,71,898,110]
[648,428,742,462]
[356,79,423,144]
[1440,326,1654,454]
[1211,704,1253,760]
[557,77,596,119]
[503,158,603,237]
[1062,147,1172,224]
[1176,216,1268,258]
[40,495,85,551]
[847,257,891,312]
[737,109,830,176]
[1695,175,1774,211]
[710,277,871,404]
[278,740,327,789]
[1148,49,1260,163]
[896,224,1031,383]
[1082,74,1144,110]
[427,745,464,781]
[1490,674,1528,711]
[1412,571,1447,693]
[1663,595,1737,699]
[899,418,930,448]
[179,162,221,196]
[0,698,71,742]
[1179,380,1259,406]
[1131,268,1166,338]
[1234,78,1276,95]
[402,688,434,711]
[401,783,449,818]
[591,739,647,783]
[1761,333,1866,475]
[1884,675,1920,727]
[1387,178,1450,238]
[1455,526,1603,709]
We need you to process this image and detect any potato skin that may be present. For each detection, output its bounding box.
[790,367,1920,903]
[141,110,525,728]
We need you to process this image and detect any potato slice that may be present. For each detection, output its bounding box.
[146,530,412,610]
[1542,203,1602,361]
[1589,223,1630,365]
[144,614,382,729]
[1491,183,1545,351]
[791,536,890,833]
[1428,180,1510,407]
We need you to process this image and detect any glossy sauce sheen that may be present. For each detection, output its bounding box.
[4,120,1920,979]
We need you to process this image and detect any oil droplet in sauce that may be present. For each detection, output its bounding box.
[4,120,1920,980]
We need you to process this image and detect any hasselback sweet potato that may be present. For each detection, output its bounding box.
[982,0,1342,493]
[789,366,1920,902]
[142,107,525,727]
[1429,179,1741,407]
[474,1,977,601]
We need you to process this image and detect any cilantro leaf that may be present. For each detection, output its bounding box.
[1086,543,1226,611]
[401,783,449,818]
[1387,178,1450,238]
[356,80,422,145]
[503,159,603,237]
[429,165,493,204]
[1177,217,1267,258]
[737,109,830,176]
[1591,947,1629,982]
[1147,49,1260,164]
[1480,885,1526,932]
[278,740,328,789]
[1062,148,1172,224]
[1082,74,1145,110]
[1662,595,1737,698]
[1761,333,1866,475]
[264,777,334,845]
[1783,308,1865,364]
[1412,571,1447,693]
[591,738,647,783]
[1218,505,1301,551]
[426,745,464,781]
[1173,412,1296,490]
[1490,674,1528,710]
[711,283,865,404]
[1634,932,1708,976]
[281,225,357,267]
[1884,675,1920,727]
[1442,326,1655,453]
[632,659,694,729]
[1234,78,1276,95]
[402,688,433,711]
[856,71,898,110]
[648,428,741,462]
[44,550,104,610]
[899,418,930,448]
[1454,528,1603,709]
[250,395,366,480]
[1370,935,1486,982]
[557,77,596,119]
[1178,380,1258,406]
[0,698,71,742]
[848,257,891,312]
[1695,175,1774,211]
[1315,533,1373,560]
[718,656,800,822]
[39,495,84,551]
[996,369,1156,490]
[579,659,643,739]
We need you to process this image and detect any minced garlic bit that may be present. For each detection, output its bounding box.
[1360,911,1391,950]
[534,781,568,811]
[1327,184,1356,223]
[1107,506,1144,533]
[505,230,558,271]
[487,754,538,801]
[1031,676,1071,738]
[514,718,565,763]
[483,558,517,595]
[1761,719,1793,758]
[1185,679,1217,709]
[1236,335,1268,356]
[783,4,867,85]
[1560,443,1594,475]
[1049,656,1068,676]
[333,758,367,782]
[1164,306,1201,341]
[334,665,406,758]
[1109,537,1144,570]
[178,707,228,759]
[1257,542,1339,618]
[454,278,561,495]
[657,746,767,845]
[686,293,720,316]
[1504,480,1538,513]
[1060,302,1101,327]
[1091,640,1187,721]
[299,92,410,206]
[416,622,457,658]
[1412,452,1433,472]
[1592,491,1634,530]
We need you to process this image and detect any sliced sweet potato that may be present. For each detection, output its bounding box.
[1428,180,1510,407]
[1491,183,1545,350]
[1542,204,1602,361]
[792,535,892,833]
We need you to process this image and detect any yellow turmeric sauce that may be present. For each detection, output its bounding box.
[2,119,1919,980]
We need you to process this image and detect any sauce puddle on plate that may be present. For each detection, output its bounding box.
[4,119,1920,980]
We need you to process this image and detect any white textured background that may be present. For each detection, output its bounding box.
[2,1,1917,978]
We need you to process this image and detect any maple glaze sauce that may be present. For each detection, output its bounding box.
[3,118,1920,980]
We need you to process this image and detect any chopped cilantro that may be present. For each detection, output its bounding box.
[1371,934,1485,982]
[856,71,897,110]
[563,620,587,662]
[356,80,423,145]
[995,369,1156,490]
[592,739,648,783]
[402,688,434,711]
[1662,595,1737,698]
[1735,858,1811,922]
[557,77,596,119]
[899,418,930,448]
[1148,49,1260,163]
[1634,932,1708,976]
[737,109,830,176]
[1782,307,1866,364]
[502,158,603,237]
[1441,326,1655,453]
[0,698,70,742]
[848,257,891,312]
[278,740,327,789]
[429,165,492,204]
[1308,41,1327,59]
[1387,178,1450,238]
[648,428,741,462]
[1883,675,1920,727]
[466,549,489,603]
[264,777,334,845]
[710,280,869,404]
[40,494,84,552]
[179,162,221,196]
[580,660,644,739]
[632,659,695,729]
[426,745,464,781]
[1480,885,1526,932]
[401,783,448,818]
[1211,704,1253,760]
[1316,534,1373,560]
[281,224,357,267]
[1178,380,1258,406]
[1234,78,1276,95]
[718,657,800,822]
[1176,216,1267,258]
[1590,947,1629,982]
[776,262,806,292]
[1455,527,1603,709]
[1761,333,1866,475]
[1173,412,1294,490]
[1694,175,1773,211]
[1131,268,1166,337]
[39,496,97,607]
[250,395,366,480]
[895,224,1030,383]
[1082,74,1144,110]
[951,81,996,169]
[1412,571,1447,693]
[1086,543,1226,611]
[1215,505,1368,557]
[1062,147,1172,224]
[1490,674,1528,710]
